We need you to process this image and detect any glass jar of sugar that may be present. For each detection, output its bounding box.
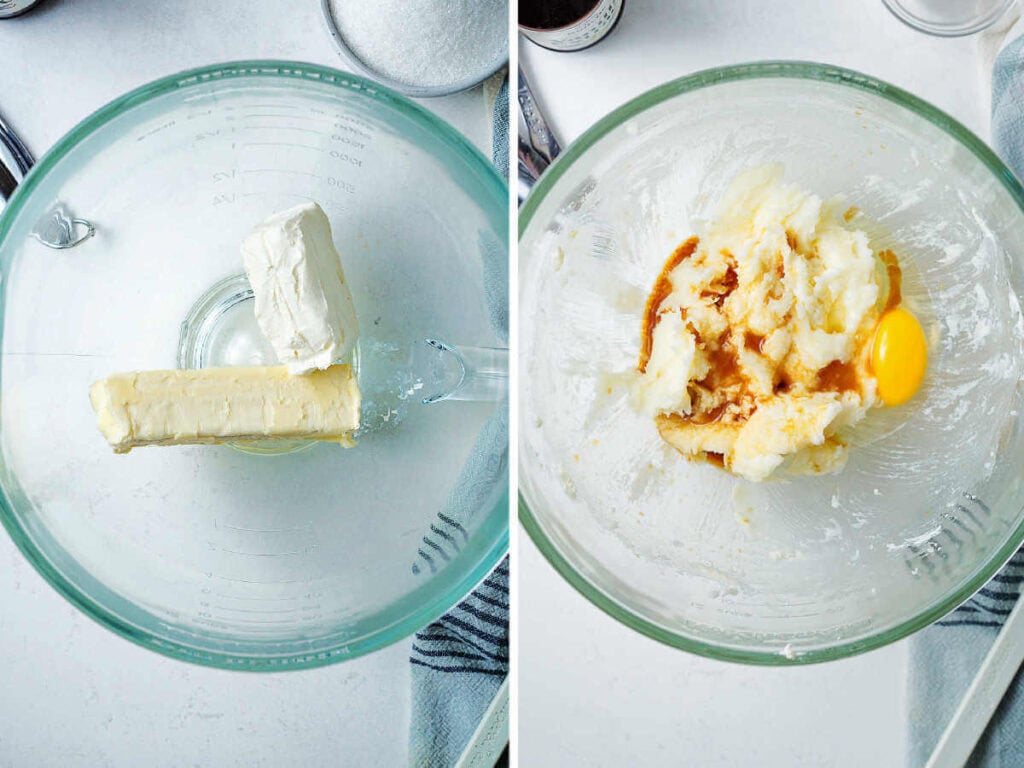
[322,0,509,97]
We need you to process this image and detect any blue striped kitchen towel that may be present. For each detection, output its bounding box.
[409,557,509,767]
[409,69,509,768]
[908,17,1024,765]
[908,550,1024,766]
[488,73,510,175]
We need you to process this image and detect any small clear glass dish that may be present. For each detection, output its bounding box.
[882,0,1015,37]
[319,0,508,98]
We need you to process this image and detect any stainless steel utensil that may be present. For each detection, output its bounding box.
[517,65,561,204]
[0,159,16,202]
[0,110,33,176]
[0,0,45,19]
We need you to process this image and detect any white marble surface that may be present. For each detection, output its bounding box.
[518,0,990,766]
[0,1,492,766]
[519,539,907,768]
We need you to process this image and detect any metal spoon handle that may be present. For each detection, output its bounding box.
[0,110,31,204]
[517,65,562,204]
[0,158,16,202]
[0,111,34,176]
[518,66,561,166]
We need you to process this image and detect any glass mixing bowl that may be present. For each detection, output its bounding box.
[519,61,1024,664]
[0,61,508,669]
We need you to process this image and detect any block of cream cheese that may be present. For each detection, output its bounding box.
[242,202,360,374]
[90,365,360,453]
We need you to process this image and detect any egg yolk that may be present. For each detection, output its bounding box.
[870,307,927,406]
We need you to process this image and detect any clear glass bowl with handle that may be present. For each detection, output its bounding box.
[519,61,1024,664]
[0,61,508,670]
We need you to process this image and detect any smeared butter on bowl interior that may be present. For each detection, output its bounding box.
[634,165,926,481]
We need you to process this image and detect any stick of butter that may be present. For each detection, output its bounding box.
[90,365,360,453]
[242,202,360,374]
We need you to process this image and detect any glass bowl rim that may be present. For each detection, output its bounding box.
[518,59,1024,666]
[0,59,509,672]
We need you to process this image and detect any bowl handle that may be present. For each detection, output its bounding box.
[0,110,95,250]
[414,339,508,404]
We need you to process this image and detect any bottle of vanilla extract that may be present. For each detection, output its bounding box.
[519,0,625,52]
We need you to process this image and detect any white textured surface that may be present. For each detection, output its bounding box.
[520,0,987,766]
[520,538,907,767]
[0,1,492,157]
[1,540,410,766]
[0,1,490,765]
[521,0,987,145]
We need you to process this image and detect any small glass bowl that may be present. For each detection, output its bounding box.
[882,0,1015,37]
[319,0,508,98]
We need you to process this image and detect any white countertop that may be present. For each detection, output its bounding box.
[0,2,492,765]
[518,1,990,766]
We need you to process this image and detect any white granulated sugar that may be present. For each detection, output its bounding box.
[329,0,507,88]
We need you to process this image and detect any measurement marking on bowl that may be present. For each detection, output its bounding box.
[240,169,322,179]
[963,494,991,524]
[217,548,306,557]
[906,544,940,580]
[215,520,311,533]
[192,616,304,629]
[938,519,968,551]
[242,117,335,126]
[438,513,470,541]
[239,113,327,120]
[220,617,312,626]
[243,141,323,152]
[898,495,992,581]
[422,538,451,562]
[219,616,312,628]
[211,592,305,602]
[430,524,461,549]
[237,126,322,135]
[946,510,980,543]
[208,575,305,584]
[211,605,310,615]
[331,123,373,140]
[239,191,350,208]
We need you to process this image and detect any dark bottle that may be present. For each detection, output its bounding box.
[519,0,625,52]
